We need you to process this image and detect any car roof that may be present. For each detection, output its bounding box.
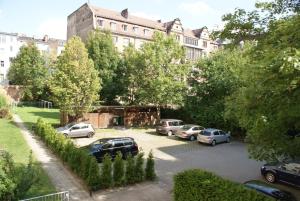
[244,180,293,199]
[97,137,134,143]
[183,124,201,127]
[160,119,182,122]
[204,128,220,132]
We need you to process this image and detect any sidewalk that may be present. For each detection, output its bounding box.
[13,114,94,201]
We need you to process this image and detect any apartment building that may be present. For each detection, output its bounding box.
[0,32,65,85]
[67,3,221,60]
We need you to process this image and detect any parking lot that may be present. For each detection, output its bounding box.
[73,128,300,201]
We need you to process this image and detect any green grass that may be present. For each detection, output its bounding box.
[15,106,60,129]
[0,118,56,198]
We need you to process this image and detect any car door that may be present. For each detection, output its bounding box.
[100,142,113,159]
[219,130,227,142]
[69,125,81,137]
[279,163,300,186]
[213,131,221,143]
[79,125,88,137]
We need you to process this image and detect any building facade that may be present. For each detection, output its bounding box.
[67,3,221,60]
[0,32,65,85]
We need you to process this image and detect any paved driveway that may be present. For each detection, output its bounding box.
[73,128,300,201]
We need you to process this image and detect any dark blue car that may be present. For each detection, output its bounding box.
[88,137,139,162]
[261,161,300,187]
[244,180,296,201]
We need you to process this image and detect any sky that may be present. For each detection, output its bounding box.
[0,0,257,40]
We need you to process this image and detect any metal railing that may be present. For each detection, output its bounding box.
[20,191,69,201]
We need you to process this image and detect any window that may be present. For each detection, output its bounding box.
[9,57,13,62]
[124,140,133,146]
[0,61,4,67]
[81,125,88,129]
[110,22,117,30]
[112,36,118,44]
[122,24,128,31]
[123,38,130,46]
[176,35,180,41]
[10,36,14,42]
[184,37,198,46]
[103,143,112,149]
[1,36,6,44]
[203,41,207,48]
[0,74,4,82]
[213,131,220,136]
[144,29,150,36]
[97,19,104,27]
[10,46,13,52]
[114,141,124,148]
[179,121,184,126]
[71,126,80,130]
[219,131,226,135]
[133,27,139,34]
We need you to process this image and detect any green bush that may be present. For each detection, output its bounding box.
[113,152,124,186]
[34,118,100,190]
[145,150,156,181]
[125,154,135,184]
[134,152,144,182]
[100,154,112,188]
[174,169,274,201]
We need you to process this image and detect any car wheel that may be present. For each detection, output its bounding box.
[167,131,173,136]
[211,140,216,146]
[87,132,94,138]
[190,135,196,141]
[265,172,276,183]
[226,137,230,143]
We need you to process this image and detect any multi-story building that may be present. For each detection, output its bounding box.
[0,32,65,85]
[67,3,221,60]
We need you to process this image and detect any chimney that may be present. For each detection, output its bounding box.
[121,8,129,19]
[157,19,161,23]
[43,35,49,42]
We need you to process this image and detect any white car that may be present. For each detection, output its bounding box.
[56,122,95,138]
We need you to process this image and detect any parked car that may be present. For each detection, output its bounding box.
[56,122,95,138]
[156,119,184,136]
[175,124,205,141]
[261,161,300,187]
[88,137,139,162]
[244,180,296,201]
[197,128,230,146]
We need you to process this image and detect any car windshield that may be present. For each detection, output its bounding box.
[159,121,167,126]
[65,123,75,129]
[201,130,211,136]
[182,125,193,130]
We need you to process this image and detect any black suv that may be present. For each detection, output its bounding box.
[261,161,300,187]
[88,137,139,162]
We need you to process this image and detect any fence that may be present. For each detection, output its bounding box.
[20,191,69,201]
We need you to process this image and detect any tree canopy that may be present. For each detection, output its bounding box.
[49,36,100,119]
[7,43,48,101]
[86,29,120,104]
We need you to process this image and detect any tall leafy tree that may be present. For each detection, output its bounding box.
[8,43,47,100]
[86,29,120,104]
[121,32,190,106]
[49,36,100,120]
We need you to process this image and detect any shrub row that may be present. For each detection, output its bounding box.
[35,118,101,190]
[34,118,156,191]
[174,169,273,201]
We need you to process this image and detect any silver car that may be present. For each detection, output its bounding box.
[156,119,184,136]
[197,128,230,146]
[56,122,95,138]
[175,124,204,141]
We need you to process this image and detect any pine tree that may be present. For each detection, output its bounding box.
[100,154,112,188]
[134,152,144,182]
[86,157,101,190]
[145,150,156,181]
[113,152,124,186]
[125,154,135,184]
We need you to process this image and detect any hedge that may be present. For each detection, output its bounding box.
[174,169,274,201]
[35,118,101,190]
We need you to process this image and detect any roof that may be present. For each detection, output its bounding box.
[88,4,165,31]
[0,32,18,36]
[183,29,199,39]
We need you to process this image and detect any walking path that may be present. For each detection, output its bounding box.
[13,114,94,201]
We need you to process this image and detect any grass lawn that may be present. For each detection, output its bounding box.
[0,118,56,199]
[15,106,60,129]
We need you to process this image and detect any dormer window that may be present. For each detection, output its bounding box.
[122,24,128,32]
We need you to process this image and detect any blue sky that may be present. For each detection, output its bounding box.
[0,0,257,40]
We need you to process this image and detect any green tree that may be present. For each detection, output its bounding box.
[86,29,120,104]
[100,154,112,188]
[121,32,190,106]
[49,36,100,120]
[125,154,135,184]
[134,152,144,182]
[145,150,156,181]
[113,152,124,186]
[86,157,101,190]
[7,43,47,100]
[225,14,300,161]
